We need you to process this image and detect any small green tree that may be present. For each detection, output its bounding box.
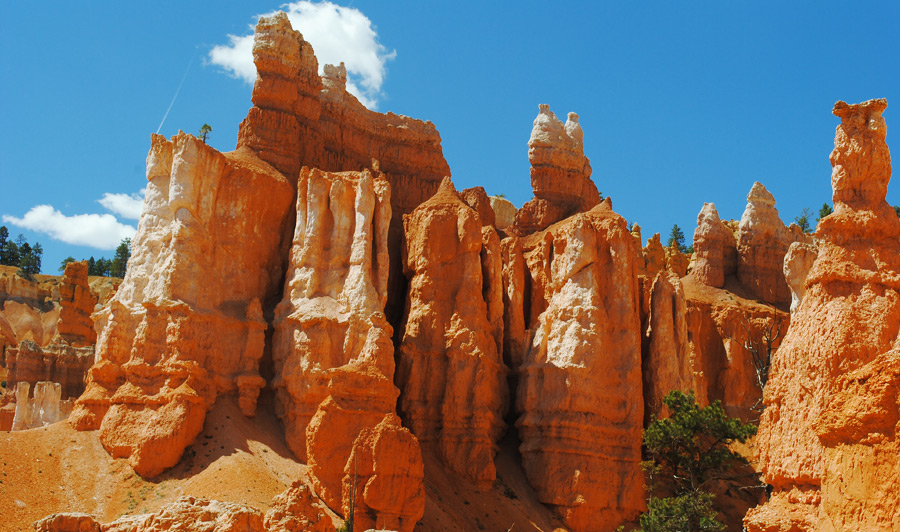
[794,208,813,233]
[817,203,832,223]
[0,228,21,266]
[17,242,42,280]
[894,205,900,219]
[59,256,77,272]
[637,391,757,532]
[199,123,212,143]
[110,238,132,278]
[668,224,687,254]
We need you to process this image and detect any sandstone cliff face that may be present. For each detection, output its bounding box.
[236,12,450,332]
[691,203,733,288]
[642,272,691,422]
[737,182,811,306]
[396,177,507,491]
[490,196,517,232]
[511,106,601,235]
[783,241,818,313]
[69,133,294,477]
[271,167,423,527]
[56,260,97,347]
[3,340,93,401]
[516,199,644,531]
[747,99,900,532]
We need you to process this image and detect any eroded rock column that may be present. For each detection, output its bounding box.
[517,199,644,531]
[747,99,900,532]
[396,177,507,491]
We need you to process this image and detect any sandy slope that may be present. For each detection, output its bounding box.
[1,392,567,532]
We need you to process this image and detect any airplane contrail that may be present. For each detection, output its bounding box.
[156,55,196,134]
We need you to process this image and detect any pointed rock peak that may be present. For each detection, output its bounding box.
[565,112,584,149]
[747,181,776,207]
[422,176,465,208]
[698,202,722,223]
[599,196,613,210]
[647,233,662,248]
[438,176,456,195]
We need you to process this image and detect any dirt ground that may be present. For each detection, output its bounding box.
[0,392,568,532]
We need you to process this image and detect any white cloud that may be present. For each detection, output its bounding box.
[98,188,146,220]
[2,205,136,250]
[208,1,395,109]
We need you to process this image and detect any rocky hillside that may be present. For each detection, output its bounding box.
[2,11,897,532]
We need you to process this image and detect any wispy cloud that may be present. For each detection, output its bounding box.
[2,205,136,250]
[98,188,146,220]
[208,1,395,109]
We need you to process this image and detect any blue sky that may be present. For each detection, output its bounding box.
[2,1,899,273]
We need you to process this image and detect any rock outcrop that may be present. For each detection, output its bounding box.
[642,272,691,422]
[55,260,97,347]
[511,106,601,235]
[272,167,423,527]
[516,199,644,530]
[236,12,451,330]
[489,196,517,231]
[69,133,294,477]
[691,203,734,288]
[737,182,811,306]
[747,99,900,532]
[3,340,93,401]
[35,497,266,532]
[396,177,507,491]
[783,241,818,313]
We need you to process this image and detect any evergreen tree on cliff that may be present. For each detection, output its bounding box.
[110,238,131,278]
[636,391,756,532]
[668,224,687,253]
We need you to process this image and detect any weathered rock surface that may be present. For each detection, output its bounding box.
[642,272,691,422]
[747,99,900,532]
[342,414,425,532]
[460,186,496,229]
[642,233,667,278]
[665,244,690,277]
[511,106,601,235]
[783,241,818,313]
[814,349,900,532]
[396,177,507,491]
[691,203,733,288]
[681,277,789,419]
[69,133,294,477]
[489,196,516,231]
[737,182,811,306]
[56,261,97,347]
[35,497,266,532]
[4,340,93,401]
[271,167,423,528]
[236,12,450,331]
[516,199,643,531]
[264,481,335,532]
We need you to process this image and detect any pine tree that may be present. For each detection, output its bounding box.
[636,391,757,532]
[110,238,132,278]
[668,224,687,253]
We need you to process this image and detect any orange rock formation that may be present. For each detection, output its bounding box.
[69,133,294,477]
[516,199,644,530]
[737,182,811,306]
[747,99,900,532]
[691,203,734,288]
[271,167,423,526]
[396,177,507,491]
[56,260,97,347]
[511,105,601,235]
